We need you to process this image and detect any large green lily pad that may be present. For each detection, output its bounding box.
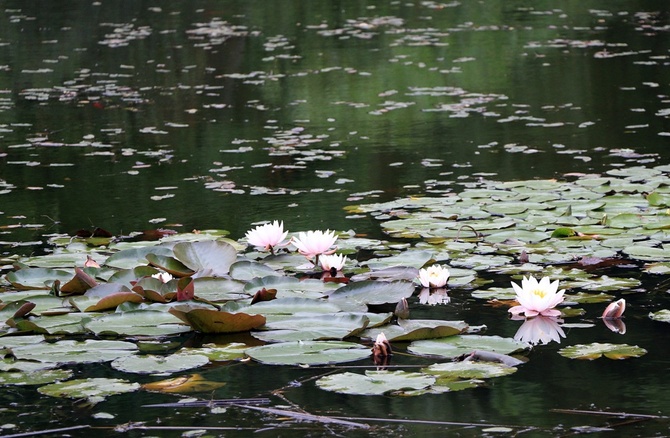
[111,353,210,375]
[649,309,670,323]
[558,343,647,360]
[408,335,531,359]
[316,370,435,396]
[38,377,140,403]
[12,339,138,364]
[245,341,370,365]
[361,319,468,342]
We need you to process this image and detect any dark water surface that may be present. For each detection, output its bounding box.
[1,1,670,436]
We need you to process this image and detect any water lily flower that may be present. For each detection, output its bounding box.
[319,253,347,272]
[509,275,565,317]
[245,220,289,253]
[418,288,450,305]
[152,272,173,283]
[418,264,450,288]
[514,316,566,345]
[291,230,337,260]
[602,298,626,319]
[372,333,392,358]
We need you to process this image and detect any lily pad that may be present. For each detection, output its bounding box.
[245,340,370,365]
[0,369,73,386]
[328,280,414,305]
[169,307,265,334]
[252,313,370,342]
[5,268,73,290]
[316,370,435,396]
[173,240,237,277]
[38,377,140,403]
[84,311,191,336]
[361,319,468,342]
[111,353,210,374]
[408,335,531,359]
[558,343,647,360]
[648,309,670,323]
[423,361,518,380]
[12,340,138,364]
[142,374,226,393]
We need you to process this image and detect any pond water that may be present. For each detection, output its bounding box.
[1,1,670,436]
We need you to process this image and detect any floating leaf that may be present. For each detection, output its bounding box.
[146,253,195,277]
[111,353,210,375]
[245,341,370,365]
[361,319,468,342]
[649,309,670,323]
[84,311,191,336]
[423,361,517,380]
[0,369,73,386]
[328,280,414,305]
[5,268,72,290]
[252,313,370,342]
[142,374,226,393]
[38,377,140,403]
[104,246,173,270]
[12,340,138,365]
[169,307,265,334]
[558,343,647,360]
[59,267,98,295]
[316,370,435,396]
[173,240,237,276]
[229,260,279,281]
[408,335,531,359]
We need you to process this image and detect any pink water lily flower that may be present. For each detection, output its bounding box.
[245,220,289,252]
[291,230,337,260]
[418,265,450,288]
[602,298,626,319]
[509,275,565,318]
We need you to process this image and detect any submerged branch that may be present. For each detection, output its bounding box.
[551,409,667,419]
[142,397,271,408]
[1,425,91,438]
[233,404,370,429]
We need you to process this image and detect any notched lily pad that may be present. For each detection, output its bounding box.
[245,340,370,365]
[38,377,140,403]
[558,343,647,360]
[361,319,468,342]
[408,335,531,359]
[111,353,210,375]
[316,370,435,396]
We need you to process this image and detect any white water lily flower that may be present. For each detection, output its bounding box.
[319,253,348,272]
[245,220,289,252]
[418,265,450,288]
[151,272,173,283]
[509,275,565,317]
[291,230,337,259]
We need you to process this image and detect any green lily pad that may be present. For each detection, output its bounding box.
[172,240,237,276]
[146,253,195,277]
[361,319,468,342]
[316,370,435,396]
[104,246,173,270]
[229,260,280,281]
[243,276,337,299]
[84,311,191,336]
[0,368,73,386]
[423,361,517,380]
[12,339,138,364]
[14,313,90,335]
[649,309,670,323]
[558,343,647,360]
[38,377,140,403]
[362,250,434,270]
[237,297,342,315]
[408,335,531,359]
[252,313,370,342]
[111,353,210,375]
[5,268,73,290]
[245,341,370,365]
[183,343,248,361]
[328,280,415,305]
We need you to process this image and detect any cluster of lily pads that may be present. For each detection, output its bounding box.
[1,165,670,400]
